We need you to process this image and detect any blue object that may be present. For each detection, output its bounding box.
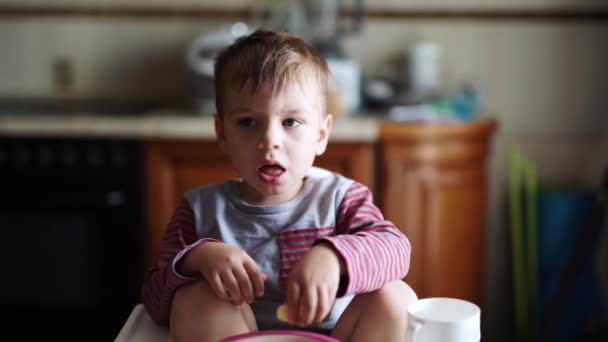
[537,187,604,342]
[421,84,481,121]
[537,188,593,272]
[450,87,480,121]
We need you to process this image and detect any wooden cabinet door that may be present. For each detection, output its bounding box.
[380,119,497,306]
[316,142,375,193]
[144,140,375,266]
[144,140,235,266]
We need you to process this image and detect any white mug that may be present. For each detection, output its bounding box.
[405,297,481,342]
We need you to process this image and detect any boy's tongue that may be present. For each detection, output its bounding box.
[259,165,283,176]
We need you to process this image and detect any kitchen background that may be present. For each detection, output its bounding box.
[1,0,607,341]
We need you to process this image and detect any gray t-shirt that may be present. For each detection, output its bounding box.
[181,167,354,330]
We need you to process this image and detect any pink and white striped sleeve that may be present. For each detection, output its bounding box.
[141,198,218,324]
[316,182,411,296]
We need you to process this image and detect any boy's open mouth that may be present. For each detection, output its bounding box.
[257,162,285,183]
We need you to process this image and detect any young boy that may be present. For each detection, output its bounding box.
[142,29,417,342]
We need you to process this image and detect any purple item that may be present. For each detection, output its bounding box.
[219,329,340,342]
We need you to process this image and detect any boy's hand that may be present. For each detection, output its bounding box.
[182,242,266,305]
[286,243,344,327]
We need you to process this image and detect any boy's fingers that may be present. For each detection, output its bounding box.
[208,273,229,301]
[233,266,254,304]
[314,288,329,324]
[298,286,316,327]
[221,271,243,305]
[244,260,265,297]
[286,282,301,324]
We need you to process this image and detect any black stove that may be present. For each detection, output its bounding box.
[0,136,144,340]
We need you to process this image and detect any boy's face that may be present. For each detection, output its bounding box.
[215,76,332,206]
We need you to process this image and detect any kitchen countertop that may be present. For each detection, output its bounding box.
[0,112,380,142]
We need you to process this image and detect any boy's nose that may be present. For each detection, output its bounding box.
[258,123,281,150]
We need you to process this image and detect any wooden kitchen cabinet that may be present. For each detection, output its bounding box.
[379,119,497,306]
[143,140,375,267]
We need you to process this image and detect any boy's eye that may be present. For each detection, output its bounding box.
[237,118,256,127]
[283,118,301,127]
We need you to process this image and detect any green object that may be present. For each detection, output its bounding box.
[509,147,528,341]
[509,146,540,341]
[523,156,538,341]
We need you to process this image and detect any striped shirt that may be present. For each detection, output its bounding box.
[142,167,411,330]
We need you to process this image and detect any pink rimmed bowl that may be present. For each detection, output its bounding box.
[218,329,340,342]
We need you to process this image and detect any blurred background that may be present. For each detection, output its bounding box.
[0,0,607,341]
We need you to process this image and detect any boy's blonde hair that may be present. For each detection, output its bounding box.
[214,29,330,117]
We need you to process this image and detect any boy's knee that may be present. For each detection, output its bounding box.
[365,280,418,316]
[376,279,417,299]
[392,279,418,304]
[173,280,213,307]
[170,280,258,339]
[388,279,417,301]
[171,280,222,320]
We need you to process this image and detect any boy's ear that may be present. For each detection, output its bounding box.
[316,113,333,156]
[214,114,227,152]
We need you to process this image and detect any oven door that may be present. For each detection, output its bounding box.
[0,190,143,340]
